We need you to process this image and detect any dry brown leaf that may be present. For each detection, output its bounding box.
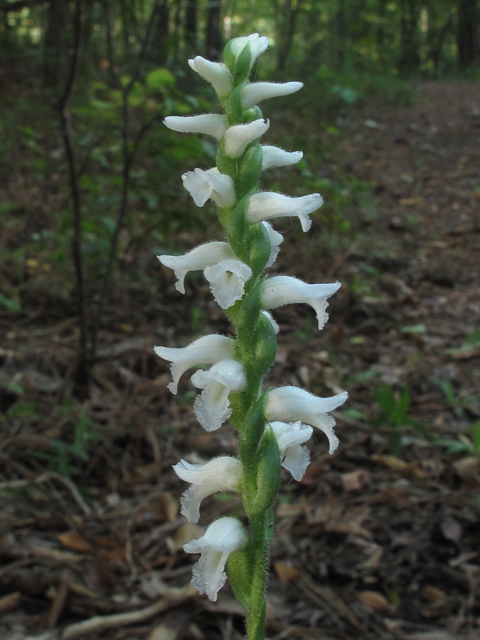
[307,497,344,525]
[371,454,409,471]
[58,532,93,554]
[341,469,370,492]
[453,455,480,481]
[274,562,299,583]
[324,505,371,539]
[174,523,204,551]
[0,592,21,614]
[147,623,179,640]
[421,586,448,604]
[92,536,126,561]
[356,590,391,611]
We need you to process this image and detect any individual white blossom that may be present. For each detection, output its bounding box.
[164,114,227,140]
[242,82,303,110]
[182,168,235,208]
[174,457,243,523]
[184,517,247,602]
[158,242,235,294]
[261,276,341,330]
[269,421,313,481]
[263,221,283,268]
[247,192,323,232]
[188,56,233,98]
[154,334,234,394]
[192,360,246,431]
[265,387,348,455]
[204,259,252,309]
[230,33,269,69]
[261,145,303,171]
[224,119,270,158]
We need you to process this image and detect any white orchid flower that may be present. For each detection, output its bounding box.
[261,276,341,330]
[265,387,348,454]
[204,259,252,309]
[158,242,236,294]
[242,82,303,110]
[247,192,323,232]
[182,168,235,208]
[188,56,233,97]
[261,310,280,335]
[164,114,227,140]
[173,457,243,523]
[230,33,269,69]
[269,421,313,481]
[261,146,303,171]
[184,517,247,602]
[154,334,234,394]
[192,360,246,431]
[224,119,270,158]
[262,221,283,268]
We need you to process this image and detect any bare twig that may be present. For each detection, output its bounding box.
[57,0,89,397]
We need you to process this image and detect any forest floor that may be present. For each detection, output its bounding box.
[1,80,480,640]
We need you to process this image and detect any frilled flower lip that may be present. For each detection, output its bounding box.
[174,457,242,523]
[192,359,246,432]
[224,119,270,158]
[164,114,227,140]
[204,259,252,309]
[184,517,247,602]
[261,276,341,330]
[154,334,234,394]
[182,168,235,208]
[158,241,235,294]
[247,192,323,232]
[269,421,313,481]
[241,81,303,110]
[188,56,233,97]
[265,387,348,454]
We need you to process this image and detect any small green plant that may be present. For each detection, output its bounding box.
[371,383,428,453]
[433,378,479,418]
[33,411,102,478]
[436,421,480,455]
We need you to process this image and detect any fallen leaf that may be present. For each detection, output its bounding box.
[341,469,370,492]
[356,590,391,611]
[421,586,448,604]
[274,562,299,583]
[58,532,93,553]
[371,454,409,471]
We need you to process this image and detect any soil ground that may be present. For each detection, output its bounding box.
[1,81,480,640]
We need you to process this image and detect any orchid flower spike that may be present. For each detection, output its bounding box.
[262,276,341,330]
[191,359,246,431]
[164,114,227,140]
[184,517,247,602]
[182,168,235,208]
[174,457,243,523]
[188,57,233,98]
[266,387,348,454]
[247,192,323,232]
[154,334,234,394]
[158,242,235,294]
[269,421,313,481]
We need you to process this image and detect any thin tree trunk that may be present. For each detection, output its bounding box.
[398,0,420,75]
[185,0,197,54]
[206,0,222,61]
[277,0,302,72]
[377,0,387,68]
[457,0,479,69]
[43,0,69,88]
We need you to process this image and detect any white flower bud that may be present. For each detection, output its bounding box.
[158,242,235,294]
[230,33,269,68]
[266,387,348,454]
[182,168,235,208]
[242,81,303,110]
[261,146,303,171]
[188,56,233,97]
[192,360,246,432]
[174,457,242,523]
[247,192,323,232]
[164,114,227,140]
[184,517,247,601]
[204,259,252,309]
[154,334,234,394]
[223,119,270,158]
[261,276,341,330]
